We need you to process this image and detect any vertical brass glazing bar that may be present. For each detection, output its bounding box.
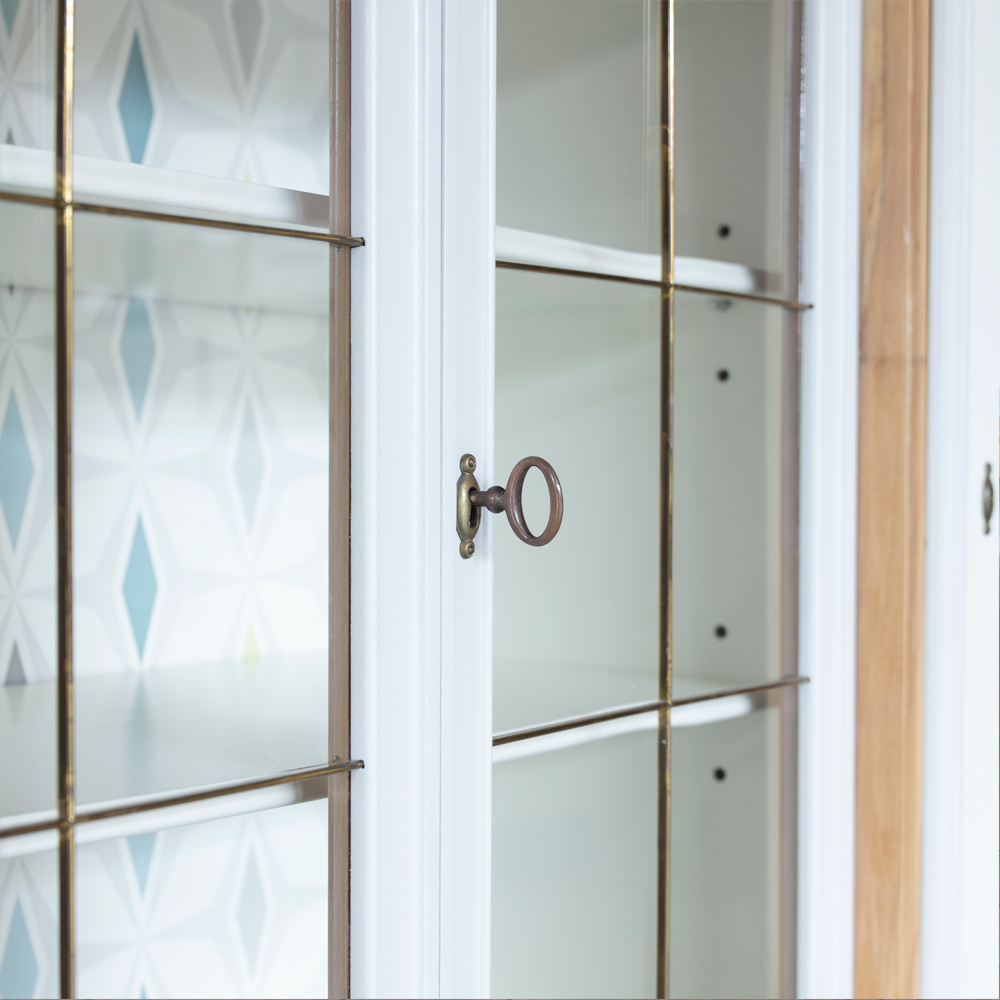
[54,1,75,997]
[656,1,674,997]
[780,5,803,998]
[329,1,352,997]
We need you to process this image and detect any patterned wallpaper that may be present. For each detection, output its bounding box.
[1,4,333,997]
[0,798,329,999]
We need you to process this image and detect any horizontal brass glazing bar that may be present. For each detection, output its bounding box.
[0,758,364,839]
[671,282,812,311]
[497,257,663,289]
[671,675,809,706]
[491,675,809,747]
[493,700,669,746]
[496,258,813,311]
[0,190,365,246]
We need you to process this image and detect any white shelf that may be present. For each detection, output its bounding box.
[496,224,760,295]
[492,661,773,763]
[0,145,328,231]
[0,655,328,853]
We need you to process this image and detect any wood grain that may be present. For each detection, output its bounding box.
[855,3,930,997]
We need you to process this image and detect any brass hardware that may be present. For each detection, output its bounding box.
[984,463,994,534]
[491,675,809,748]
[494,259,814,311]
[456,453,564,558]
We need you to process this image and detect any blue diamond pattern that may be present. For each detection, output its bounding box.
[5,643,25,685]
[118,35,154,164]
[1,0,19,36]
[0,392,34,547]
[120,298,155,419]
[0,899,38,1000]
[234,405,264,527]
[237,853,267,973]
[123,518,157,658]
[232,0,263,80]
[127,832,157,895]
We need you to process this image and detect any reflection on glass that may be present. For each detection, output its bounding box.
[0,844,58,999]
[0,0,56,196]
[75,1,330,195]
[494,269,660,734]
[0,201,56,823]
[73,213,329,806]
[493,728,658,1000]
[669,694,784,1000]
[497,0,660,254]
[674,0,795,291]
[76,795,328,998]
[672,291,786,693]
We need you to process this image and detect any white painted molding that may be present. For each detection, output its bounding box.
[922,2,973,994]
[438,2,496,997]
[797,1,862,997]
[351,1,494,997]
[351,2,445,996]
[923,1,1000,996]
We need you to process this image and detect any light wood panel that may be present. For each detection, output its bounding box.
[855,3,930,998]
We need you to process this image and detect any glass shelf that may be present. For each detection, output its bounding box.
[0,146,329,232]
[496,225,764,295]
[0,654,327,831]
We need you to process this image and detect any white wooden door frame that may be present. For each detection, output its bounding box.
[349,2,495,997]
[923,1,1000,996]
[797,1,862,997]
[347,2,867,998]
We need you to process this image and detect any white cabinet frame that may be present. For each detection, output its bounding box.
[348,2,867,997]
[350,2,495,997]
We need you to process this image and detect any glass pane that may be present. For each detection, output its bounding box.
[75,1,330,198]
[493,726,658,999]
[669,691,785,999]
[73,212,330,807]
[76,793,329,998]
[497,0,660,254]
[0,0,57,196]
[0,842,58,999]
[672,290,788,695]
[494,269,660,734]
[674,0,795,292]
[0,200,57,824]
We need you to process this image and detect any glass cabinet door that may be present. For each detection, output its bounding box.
[1,3,356,996]
[492,2,805,997]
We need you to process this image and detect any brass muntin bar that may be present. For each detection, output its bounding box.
[73,759,364,827]
[0,191,365,248]
[0,759,364,840]
[780,6,805,996]
[671,675,809,707]
[657,1,674,996]
[493,701,669,747]
[72,200,364,246]
[0,816,62,839]
[55,0,75,994]
[0,191,63,209]
[495,259,812,311]
[671,283,812,312]
[489,675,810,749]
[496,258,663,288]
[329,2,352,996]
